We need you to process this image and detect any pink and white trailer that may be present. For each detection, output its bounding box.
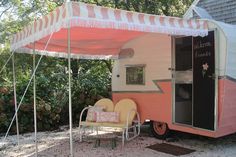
[112,21,236,139]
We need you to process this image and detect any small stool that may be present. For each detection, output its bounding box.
[94,134,117,149]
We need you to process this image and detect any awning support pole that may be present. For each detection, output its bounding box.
[3,55,43,142]
[67,24,73,157]
[12,53,19,146]
[3,32,54,142]
[33,42,38,156]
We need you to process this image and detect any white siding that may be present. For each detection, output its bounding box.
[112,34,171,92]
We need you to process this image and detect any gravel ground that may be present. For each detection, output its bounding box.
[0,125,236,157]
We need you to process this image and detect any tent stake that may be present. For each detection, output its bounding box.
[12,53,20,146]
[33,42,38,156]
[68,24,74,157]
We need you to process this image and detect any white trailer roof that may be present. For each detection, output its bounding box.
[215,21,236,79]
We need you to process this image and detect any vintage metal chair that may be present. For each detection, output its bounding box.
[78,98,141,147]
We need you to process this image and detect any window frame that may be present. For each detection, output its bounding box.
[125,64,146,85]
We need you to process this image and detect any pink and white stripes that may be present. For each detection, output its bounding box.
[70,2,208,35]
[74,2,207,30]
[10,2,208,51]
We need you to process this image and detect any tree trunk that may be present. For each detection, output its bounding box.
[71,59,79,78]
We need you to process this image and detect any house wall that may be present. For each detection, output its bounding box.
[197,0,236,24]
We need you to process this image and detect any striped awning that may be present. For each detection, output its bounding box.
[10,2,208,59]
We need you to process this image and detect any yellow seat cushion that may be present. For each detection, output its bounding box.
[80,121,103,127]
[101,122,127,128]
[80,121,128,128]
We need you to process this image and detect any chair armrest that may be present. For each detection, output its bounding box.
[125,109,141,140]
[126,109,141,127]
[79,106,92,124]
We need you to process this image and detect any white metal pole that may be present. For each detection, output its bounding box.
[3,56,43,142]
[3,32,53,142]
[0,51,15,74]
[68,23,73,157]
[12,53,20,146]
[33,43,38,156]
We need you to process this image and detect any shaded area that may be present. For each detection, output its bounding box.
[1,125,236,157]
[147,143,195,156]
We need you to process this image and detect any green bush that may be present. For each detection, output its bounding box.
[0,57,112,134]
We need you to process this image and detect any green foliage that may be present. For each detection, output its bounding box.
[79,0,193,16]
[0,56,112,133]
[0,0,193,134]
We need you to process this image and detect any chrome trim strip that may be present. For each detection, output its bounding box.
[112,91,162,93]
[113,79,171,94]
[225,76,236,82]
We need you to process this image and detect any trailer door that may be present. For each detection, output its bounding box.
[193,31,215,130]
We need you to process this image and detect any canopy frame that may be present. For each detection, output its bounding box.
[10,2,209,59]
[2,2,211,157]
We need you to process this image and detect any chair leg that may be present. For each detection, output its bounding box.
[111,138,116,149]
[79,125,83,142]
[126,127,129,140]
[94,139,100,148]
[122,129,125,148]
[133,126,137,136]
[96,127,99,135]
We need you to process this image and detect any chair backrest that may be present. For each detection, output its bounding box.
[94,98,114,112]
[114,99,137,125]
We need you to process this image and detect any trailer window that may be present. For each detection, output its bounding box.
[126,65,145,85]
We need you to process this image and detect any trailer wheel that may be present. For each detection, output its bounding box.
[150,121,170,139]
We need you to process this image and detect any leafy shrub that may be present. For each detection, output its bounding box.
[0,56,112,134]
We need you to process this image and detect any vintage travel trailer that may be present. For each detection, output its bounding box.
[112,20,236,139]
[7,4,236,155]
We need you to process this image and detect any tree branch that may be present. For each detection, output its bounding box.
[0,0,9,7]
[0,6,11,19]
[102,60,112,73]
[131,1,140,12]
[124,0,131,11]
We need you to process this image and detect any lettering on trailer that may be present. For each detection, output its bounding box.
[195,51,211,58]
[194,41,212,58]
